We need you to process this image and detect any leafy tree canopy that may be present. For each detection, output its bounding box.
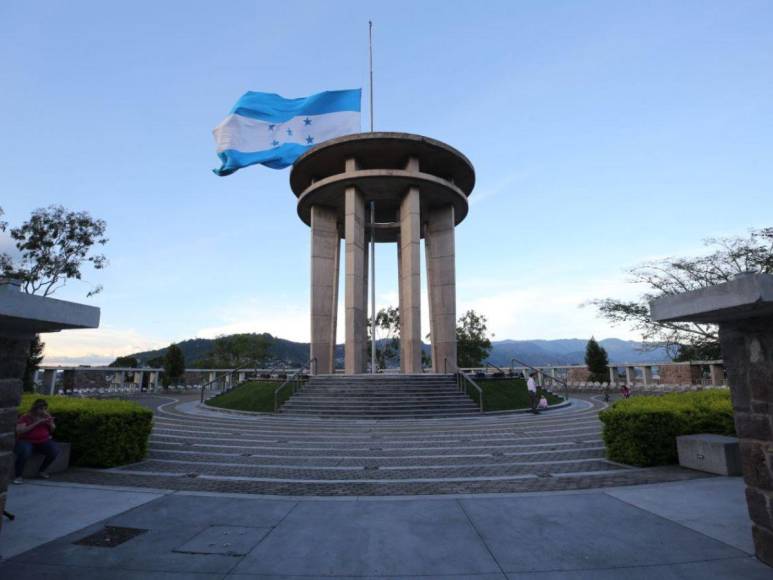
[585,337,609,383]
[109,356,139,368]
[196,333,270,369]
[0,205,107,297]
[367,305,400,370]
[456,310,493,368]
[162,343,186,387]
[22,335,44,393]
[591,227,773,360]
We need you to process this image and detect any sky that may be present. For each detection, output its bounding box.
[1,1,771,365]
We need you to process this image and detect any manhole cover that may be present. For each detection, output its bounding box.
[184,472,199,478]
[363,465,380,471]
[74,526,147,548]
[537,472,553,479]
[173,526,270,556]
[370,447,382,451]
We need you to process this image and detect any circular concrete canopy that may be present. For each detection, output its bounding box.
[290,133,475,241]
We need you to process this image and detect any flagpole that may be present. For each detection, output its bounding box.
[368,20,376,373]
[369,20,374,132]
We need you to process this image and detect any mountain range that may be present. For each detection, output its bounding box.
[121,335,670,368]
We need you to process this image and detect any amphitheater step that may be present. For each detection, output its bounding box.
[279,374,480,418]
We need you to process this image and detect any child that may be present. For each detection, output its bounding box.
[538,395,548,410]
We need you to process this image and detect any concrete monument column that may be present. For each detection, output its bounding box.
[42,368,57,394]
[310,204,340,374]
[290,133,474,376]
[399,166,422,373]
[651,273,773,566]
[642,366,653,386]
[426,205,457,373]
[625,366,636,386]
[344,158,366,374]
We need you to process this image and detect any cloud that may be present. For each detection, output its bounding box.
[459,276,644,341]
[195,297,309,342]
[43,326,167,365]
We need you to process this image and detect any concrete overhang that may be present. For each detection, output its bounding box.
[290,132,476,197]
[0,284,100,335]
[650,273,773,324]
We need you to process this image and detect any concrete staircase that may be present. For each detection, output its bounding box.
[279,374,480,419]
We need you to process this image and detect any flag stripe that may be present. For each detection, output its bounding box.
[213,111,359,154]
[229,89,361,123]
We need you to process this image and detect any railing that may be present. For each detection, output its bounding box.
[456,371,484,412]
[273,358,316,412]
[199,363,256,403]
[510,357,570,402]
[484,362,506,376]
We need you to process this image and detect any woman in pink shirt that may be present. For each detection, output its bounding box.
[14,399,60,484]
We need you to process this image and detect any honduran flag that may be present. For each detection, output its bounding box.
[212,89,361,175]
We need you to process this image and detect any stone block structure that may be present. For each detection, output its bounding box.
[290,133,475,374]
[651,273,773,566]
[0,280,98,531]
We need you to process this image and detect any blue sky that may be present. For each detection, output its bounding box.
[1,1,771,364]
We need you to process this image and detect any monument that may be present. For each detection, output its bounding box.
[290,132,475,375]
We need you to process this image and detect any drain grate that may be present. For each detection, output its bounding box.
[75,526,147,548]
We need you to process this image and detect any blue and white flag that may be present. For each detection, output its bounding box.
[212,89,361,175]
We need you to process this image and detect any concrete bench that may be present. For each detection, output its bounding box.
[676,434,741,476]
[19,442,71,478]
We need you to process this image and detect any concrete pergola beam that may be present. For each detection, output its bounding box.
[650,272,773,566]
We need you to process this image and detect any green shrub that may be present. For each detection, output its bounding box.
[19,394,153,467]
[599,390,735,466]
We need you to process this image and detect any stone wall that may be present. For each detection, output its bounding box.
[658,364,700,385]
[719,317,773,565]
[567,367,592,382]
[0,336,29,532]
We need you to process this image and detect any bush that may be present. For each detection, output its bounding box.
[19,394,153,467]
[599,390,735,466]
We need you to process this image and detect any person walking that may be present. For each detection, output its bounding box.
[527,372,540,414]
[13,399,60,484]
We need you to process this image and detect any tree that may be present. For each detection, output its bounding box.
[22,335,44,393]
[162,344,186,387]
[0,205,108,297]
[591,227,773,359]
[109,356,139,368]
[197,333,270,368]
[367,306,400,369]
[456,310,493,368]
[585,337,609,383]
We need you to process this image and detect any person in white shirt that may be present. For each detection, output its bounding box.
[527,372,540,414]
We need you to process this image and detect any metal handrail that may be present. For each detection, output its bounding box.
[510,357,569,401]
[273,357,316,412]
[456,371,484,412]
[484,362,505,375]
[199,363,256,403]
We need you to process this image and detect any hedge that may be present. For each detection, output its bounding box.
[598,390,735,467]
[18,394,153,468]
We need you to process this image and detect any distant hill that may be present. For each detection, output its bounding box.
[119,334,669,368]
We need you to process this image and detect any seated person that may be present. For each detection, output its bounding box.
[13,398,59,484]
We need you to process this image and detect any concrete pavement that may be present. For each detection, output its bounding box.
[0,477,768,579]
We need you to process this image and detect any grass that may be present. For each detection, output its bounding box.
[204,378,566,414]
[475,379,565,412]
[205,380,284,413]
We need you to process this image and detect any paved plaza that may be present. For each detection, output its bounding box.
[0,476,767,578]
[1,394,769,577]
